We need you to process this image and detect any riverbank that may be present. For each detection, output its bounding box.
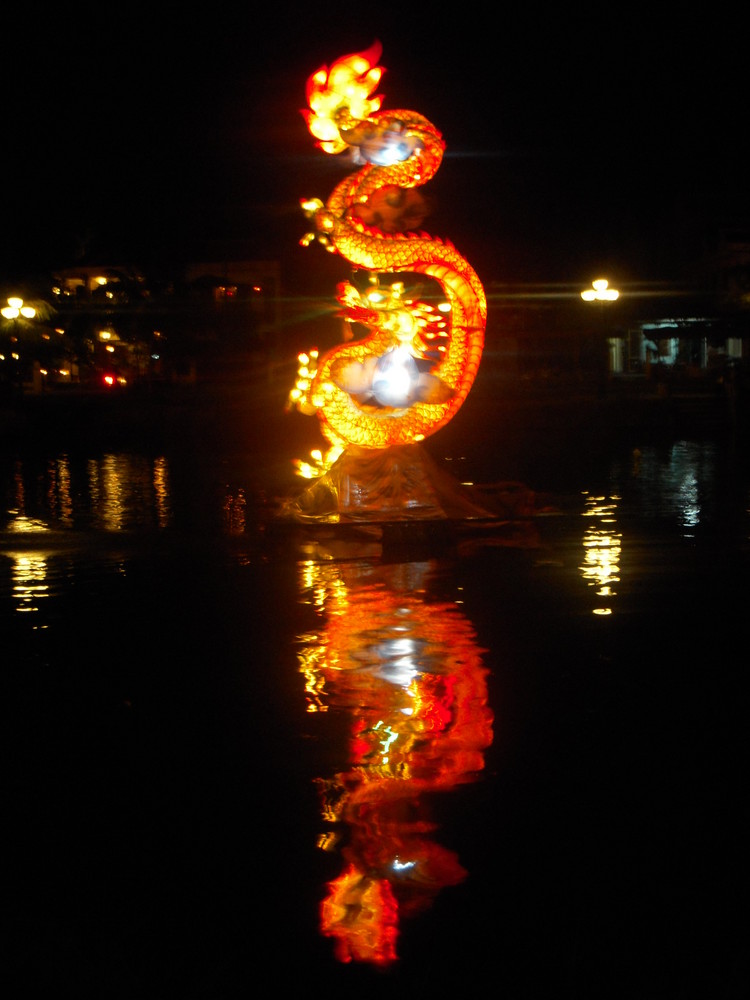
[1,370,746,462]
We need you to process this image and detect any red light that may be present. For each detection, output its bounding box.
[103,375,115,387]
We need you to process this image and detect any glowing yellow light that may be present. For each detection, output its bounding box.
[2,296,36,320]
[581,278,619,301]
[302,198,325,218]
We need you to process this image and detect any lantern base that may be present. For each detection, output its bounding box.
[281,444,495,523]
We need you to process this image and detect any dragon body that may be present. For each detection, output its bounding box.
[300,45,486,452]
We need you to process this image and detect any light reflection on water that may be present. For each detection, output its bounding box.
[294,557,492,966]
[579,493,622,616]
[2,452,173,533]
[2,430,748,989]
[1,453,173,621]
[2,434,747,635]
[11,551,50,618]
[2,436,744,544]
[614,439,719,538]
[4,516,54,620]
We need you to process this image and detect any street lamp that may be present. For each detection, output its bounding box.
[581,278,619,302]
[581,278,621,382]
[2,296,36,320]
[1,297,38,390]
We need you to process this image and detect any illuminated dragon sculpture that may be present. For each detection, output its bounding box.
[293,41,486,454]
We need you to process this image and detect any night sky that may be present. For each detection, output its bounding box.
[2,3,746,290]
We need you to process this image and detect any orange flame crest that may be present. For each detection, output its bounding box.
[303,41,385,154]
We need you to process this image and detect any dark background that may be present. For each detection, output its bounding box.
[2,3,747,288]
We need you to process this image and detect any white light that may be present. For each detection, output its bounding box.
[371,347,419,406]
[392,858,416,872]
[582,278,619,302]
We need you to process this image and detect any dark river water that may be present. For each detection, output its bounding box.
[3,389,748,999]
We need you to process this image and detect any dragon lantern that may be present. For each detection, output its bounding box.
[287,43,487,520]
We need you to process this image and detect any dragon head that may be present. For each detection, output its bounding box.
[302,41,385,155]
